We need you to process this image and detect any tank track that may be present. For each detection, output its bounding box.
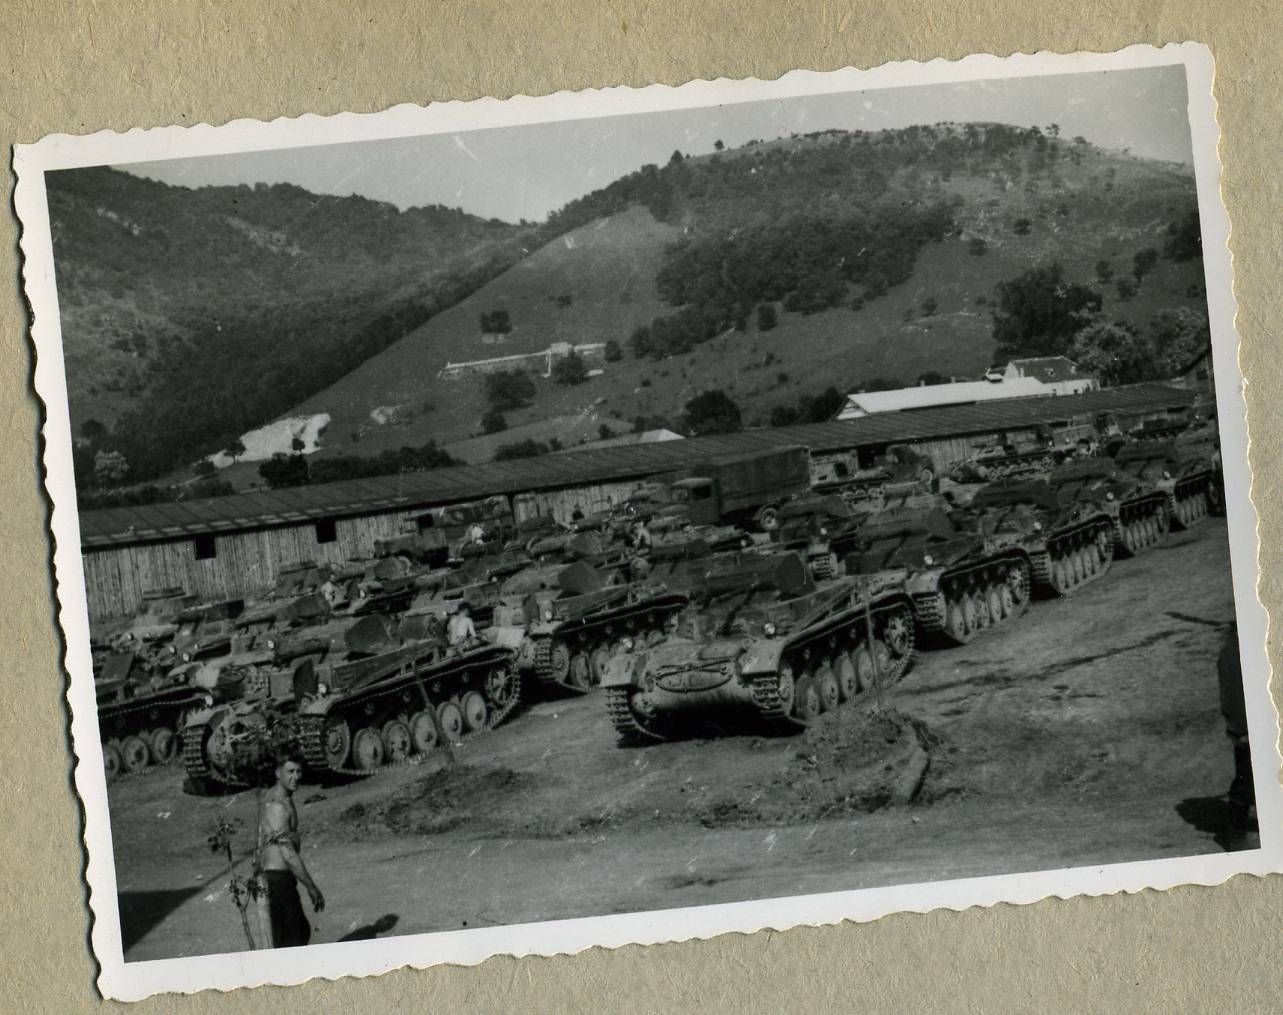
[605,686,668,742]
[1168,481,1212,530]
[1034,522,1115,597]
[748,671,794,723]
[100,688,205,782]
[181,725,212,783]
[910,592,946,636]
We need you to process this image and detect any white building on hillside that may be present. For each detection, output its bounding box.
[834,377,1050,419]
[439,341,607,381]
[1002,356,1098,395]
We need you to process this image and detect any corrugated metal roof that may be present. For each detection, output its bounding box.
[79,383,1195,549]
[836,377,1050,417]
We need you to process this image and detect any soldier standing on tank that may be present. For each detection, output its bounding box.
[1217,623,1258,848]
[446,601,476,646]
[257,750,325,948]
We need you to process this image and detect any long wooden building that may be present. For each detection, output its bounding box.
[79,383,1198,619]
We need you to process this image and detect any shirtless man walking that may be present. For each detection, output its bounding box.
[258,751,325,948]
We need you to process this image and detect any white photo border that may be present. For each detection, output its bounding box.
[14,41,1279,1001]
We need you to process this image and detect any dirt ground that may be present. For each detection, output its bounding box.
[110,519,1246,961]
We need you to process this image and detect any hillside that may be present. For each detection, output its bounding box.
[48,166,536,482]
[284,123,1206,463]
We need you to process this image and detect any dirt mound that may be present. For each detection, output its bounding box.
[696,708,945,828]
[338,765,541,838]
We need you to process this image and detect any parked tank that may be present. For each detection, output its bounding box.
[842,503,1033,646]
[90,585,196,654]
[773,494,867,580]
[1111,432,1221,530]
[487,560,690,694]
[811,444,937,505]
[1044,459,1169,558]
[957,479,1115,597]
[182,614,520,791]
[601,551,917,742]
[96,651,205,780]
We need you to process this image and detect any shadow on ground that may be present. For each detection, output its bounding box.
[338,913,399,941]
[118,887,205,951]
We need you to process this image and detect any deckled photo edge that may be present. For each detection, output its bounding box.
[12,41,1279,1003]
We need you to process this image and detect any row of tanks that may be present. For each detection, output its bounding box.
[599,428,1224,743]
[90,418,1223,784]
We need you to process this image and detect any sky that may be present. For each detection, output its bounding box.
[119,64,1192,225]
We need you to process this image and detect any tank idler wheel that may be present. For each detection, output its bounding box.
[461,690,488,732]
[590,647,613,685]
[814,666,840,713]
[792,677,822,723]
[408,710,439,755]
[103,741,122,782]
[120,735,150,774]
[352,727,385,771]
[322,717,352,770]
[883,612,912,657]
[148,726,178,765]
[381,719,412,763]
[436,701,464,743]
[834,654,858,702]
[566,653,592,692]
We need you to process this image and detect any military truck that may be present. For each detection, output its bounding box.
[602,551,917,742]
[487,560,690,694]
[182,614,520,790]
[842,503,1034,646]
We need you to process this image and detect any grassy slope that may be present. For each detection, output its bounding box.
[286,140,1203,462]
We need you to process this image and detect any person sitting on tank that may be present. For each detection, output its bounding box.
[319,571,342,610]
[632,519,652,554]
[446,602,477,647]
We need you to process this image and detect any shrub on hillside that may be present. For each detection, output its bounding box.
[757,303,778,332]
[1132,247,1159,284]
[480,309,512,334]
[494,439,551,461]
[681,389,742,436]
[603,339,623,362]
[551,351,589,385]
[991,263,1102,360]
[259,453,310,489]
[481,408,508,434]
[484,369,536,410]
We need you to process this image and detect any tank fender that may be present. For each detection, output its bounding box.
[487,625,528,651]
[739,639,787,676]
[602,652,645,690]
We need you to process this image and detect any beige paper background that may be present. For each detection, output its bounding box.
[3,1,1280,1009]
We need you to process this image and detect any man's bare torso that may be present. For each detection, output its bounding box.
[259,784,300,871]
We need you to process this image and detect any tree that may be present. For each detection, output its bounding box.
[917,371,949,386]
[79,418,107,443]
[494,439,551,461]
[1069,321,1152,387]
[681,389,742,436]
[1163,211,1202,261]
[484,369,536,410]
[597,423,613,440]
[224,438,247,463]
[193,459,217,479]
[757,303,778,332]
[551,351,589,386]
[921,296,939,316]
[991,263,1102,359]
[1149,307,1211,377]
[290,436,306,453]
[603,339,623,362]
[481,408,507,434]
[479,309,512,334]
[258,452,310,489]
[1012,217,1032,236]
[1132,247,1160,283]
[93,449,130,486]
[1095,259,1114,283]
[713,139,725,151]
[1115,278,1138,301]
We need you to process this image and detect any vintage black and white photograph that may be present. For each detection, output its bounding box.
[15,43,1279,999]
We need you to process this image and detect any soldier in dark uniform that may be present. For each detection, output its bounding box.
[1217,623,1257,847]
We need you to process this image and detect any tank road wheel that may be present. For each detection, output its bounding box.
[544,640,571,684]
[945,598,969,643]
[1072,548,1086,584]
[381,719,412,763]
[853,646,878,693]
[351,727,385,771]
[120,735,150,774]
[986,585,1004,624]
[103,741,122,782]
[792,677,822,724]
[566,653,593,693]
[997,582,1015,619]
[409,710,439,755]
[322,717,352,771]
[834,654,858,702]
[147,727,178,765]
[436,700,464,743]
[590,647,613,685]
[461,690,489,732]
[814,666,840,713]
